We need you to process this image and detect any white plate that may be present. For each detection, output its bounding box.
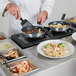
[37,40,75,59]
[72,32,76,41]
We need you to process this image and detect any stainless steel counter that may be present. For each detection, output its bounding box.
[22,36,76,76]
[0,36,76,76]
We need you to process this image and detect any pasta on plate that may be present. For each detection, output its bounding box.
[42,43,69,57]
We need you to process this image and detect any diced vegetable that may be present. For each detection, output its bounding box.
[58,43,65,48]
[46,44,51,48]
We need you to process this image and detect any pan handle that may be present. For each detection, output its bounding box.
[2,8,7,17]
[61,14,66,20]
[37,21,41,25]
[20,18,28,26]
[20,18,23,21]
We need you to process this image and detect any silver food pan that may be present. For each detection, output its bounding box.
[0,39,15,52]
[65,17,76,25]
[0,32,21,49]
[0,47,26,64]
[6,58,38,76]
[0,32,7,41]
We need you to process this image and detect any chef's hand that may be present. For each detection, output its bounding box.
[6,3,21,19]
[37,10,48,25]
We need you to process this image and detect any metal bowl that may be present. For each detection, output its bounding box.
[48,21,71,32]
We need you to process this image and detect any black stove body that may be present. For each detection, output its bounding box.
[11,27,76,49]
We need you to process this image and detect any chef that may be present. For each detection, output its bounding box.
[0,0,55,36]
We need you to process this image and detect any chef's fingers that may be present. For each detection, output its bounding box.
[37,15,42,23]
[40,16,46,25]
[8,8,18,19]
[14,10,18,19]
[11,9,15,16]
[40,18,44,25]
[8,9,12,15]
[17,8,21,19]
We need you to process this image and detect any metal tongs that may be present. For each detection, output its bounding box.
[0,54,16,73]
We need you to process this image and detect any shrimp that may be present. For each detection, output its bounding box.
[21,60,28,66]
[11,60,32,76]
[42,48,47,51]
[19,67,26,72]
[53,43,58,48]
[16,64,22,69]
[54,47,60,52]
[11,72,18,76]
[21,60,28,69]
[26,65,30,72]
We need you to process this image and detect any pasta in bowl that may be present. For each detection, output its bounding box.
[37,40,75,58]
